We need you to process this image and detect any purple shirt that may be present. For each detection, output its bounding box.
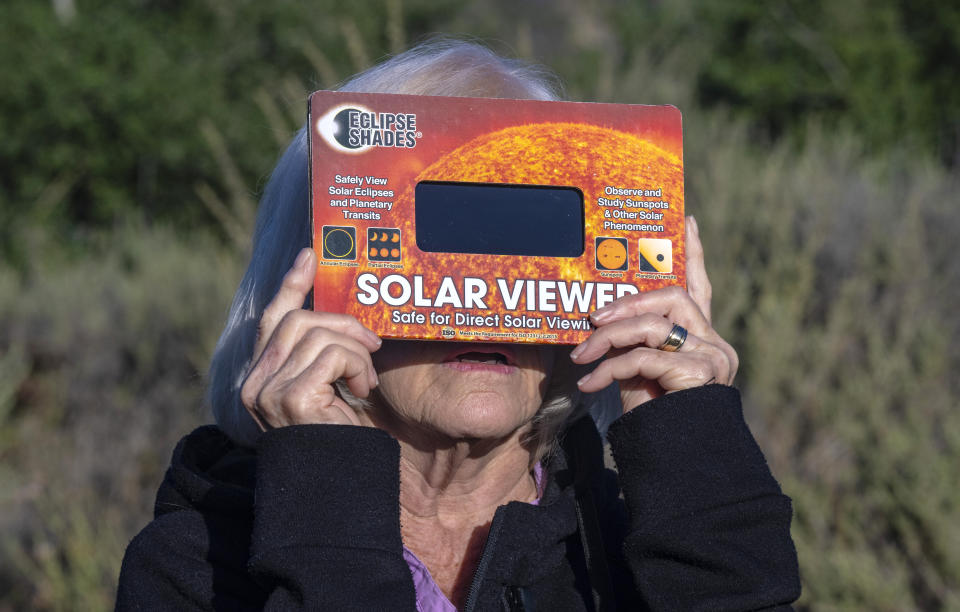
[403,463,545,612]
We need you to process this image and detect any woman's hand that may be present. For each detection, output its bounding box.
[570,217,738,413]
[240,248,382,429]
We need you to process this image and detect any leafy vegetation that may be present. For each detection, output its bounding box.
[1,1,957,609]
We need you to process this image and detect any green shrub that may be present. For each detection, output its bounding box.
[685,120,960,610]
[0,223,244,609]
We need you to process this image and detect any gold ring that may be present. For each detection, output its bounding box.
[659,323,687,352]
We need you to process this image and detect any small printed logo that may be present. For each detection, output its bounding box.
[367,227,401,262]
[316,104,422,154]
[637,238,672,273]
[321,225,356,260]
[595,237,628,271]
[441,328,456,338]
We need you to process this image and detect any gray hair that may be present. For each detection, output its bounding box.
[208,38,618,453]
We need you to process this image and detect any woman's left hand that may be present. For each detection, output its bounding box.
[570,217,738,414]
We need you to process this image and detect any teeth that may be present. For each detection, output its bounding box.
[455,352,507,365]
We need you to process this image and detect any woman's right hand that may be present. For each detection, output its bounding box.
[240,248,382,430]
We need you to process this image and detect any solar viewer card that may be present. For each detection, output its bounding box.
[309,91,685,344]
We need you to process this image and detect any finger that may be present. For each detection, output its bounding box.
[250,310,381,388]
[685,215,713,325]
[571,314,702,364]
[253,248,317,362]
[576,347,724,394]
[289,345,375,406]
[244,317,380,412]
[263,326,378,391]
[252,344,373,426]
[588,286,711,337]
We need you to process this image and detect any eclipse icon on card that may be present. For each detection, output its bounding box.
[322,225,357,260]
[367,227,401,262]
[637,238,672,273]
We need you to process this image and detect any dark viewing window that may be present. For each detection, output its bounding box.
[415,181,584,257]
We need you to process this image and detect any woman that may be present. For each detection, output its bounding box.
[117,40,800,611]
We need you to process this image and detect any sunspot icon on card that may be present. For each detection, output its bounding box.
[367,227,401,261]
[595,237,628,271]
[322,225,357,260]
[637,238,672,273]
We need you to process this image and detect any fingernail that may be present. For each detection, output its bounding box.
[688,216,699,235]
[294,249,311,271]
[577,373,592,387]
[366,330,382,347]
[370,371,379,387]
[569,344,584,360]
[590,308,612,323]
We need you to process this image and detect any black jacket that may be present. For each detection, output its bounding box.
[116,385,800,611]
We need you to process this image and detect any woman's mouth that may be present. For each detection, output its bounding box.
[442,346,516,374]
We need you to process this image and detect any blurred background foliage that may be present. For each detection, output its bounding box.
[0,0,957,609]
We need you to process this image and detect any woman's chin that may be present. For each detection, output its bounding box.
[419,393,533,443]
